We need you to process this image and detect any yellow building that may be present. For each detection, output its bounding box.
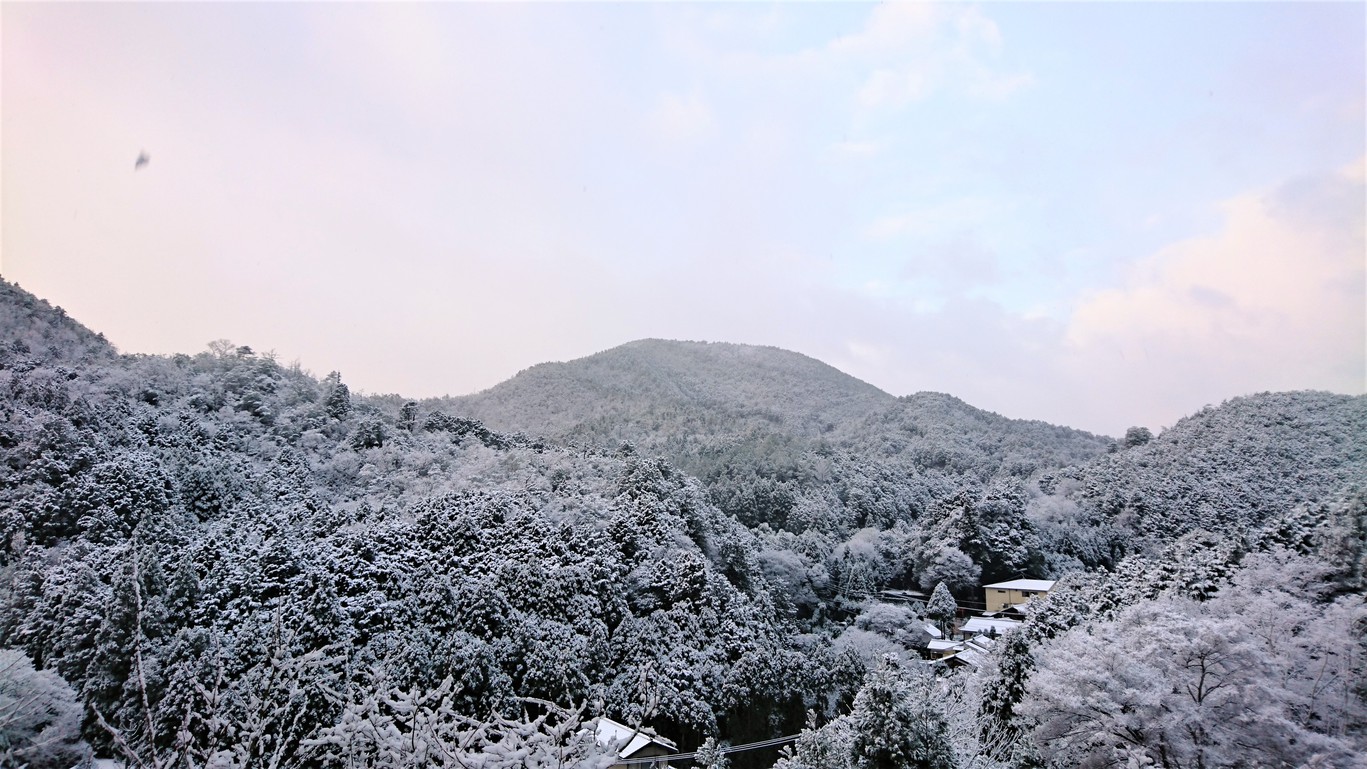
[982,579,1055,612]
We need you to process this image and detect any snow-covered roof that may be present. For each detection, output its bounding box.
[982,579,1056,592]
[966,636,997,653]
[944,647,987,669]
[922,623,943,639]
[595,717,677,758]
[927,639,962,651]
[961,617,1022,636]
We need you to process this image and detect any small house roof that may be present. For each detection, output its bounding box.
[880,589,929,601]
[961,617,1022,635]
[595,717,677,758]
[966,636,997,653]
[982,579,1056,592]
[927,639,962,651]
[942,647,987,669]
[922,623,943,639]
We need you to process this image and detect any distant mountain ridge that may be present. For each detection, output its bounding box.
[444,339,895,442]
[437,338,1112,473]
[430,338,1117,535]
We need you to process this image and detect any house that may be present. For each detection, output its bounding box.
[879,588,929,606]
[985,603,1029,620]
[959,616,1022,639]
[942,635,996,670]
[925,638,963,659]
[595,717,677,768]
[981,578,1055,612]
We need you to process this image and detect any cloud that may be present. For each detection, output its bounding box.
[967,69,1036,101]
[7,3,1359,441]
[836,4,1032,109]
[858,67,933,108]
[680,3,1031,112]
[843,338,893,369]
[814,165,1365,436]
[900,236,1000,290]
[826,3,937,58]
[1064,164,1365,417]
[831,138,883,157]
[865,197,999,240]
[648,89,716,144]
[1343,154,1366,184]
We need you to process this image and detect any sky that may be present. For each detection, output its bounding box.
[2,2,1363,437]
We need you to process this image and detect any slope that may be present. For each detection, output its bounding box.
[433,339,1115,536]
[445,339,895,444]
[0,279,116,365]
[1062,390,1367,542]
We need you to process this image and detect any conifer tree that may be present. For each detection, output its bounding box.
[323,372,351,420]
[849,655,957,769]
[926,582,957,637]
[978,629,1034,761]
[398,401,419,432]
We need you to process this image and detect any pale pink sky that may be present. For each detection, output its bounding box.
[3,2,1363,436]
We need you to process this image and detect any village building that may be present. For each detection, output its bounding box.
[941,635,996,670]
[878,588,930,606]
[595,717,677,768]
[981,578,1056,612]
[987,603,1030,620]
[959,616,1023,639]
[925,638,962,659]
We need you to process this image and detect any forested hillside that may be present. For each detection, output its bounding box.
[447,339,893,442]
[2,279,1363,769]
[443,340,1115,549]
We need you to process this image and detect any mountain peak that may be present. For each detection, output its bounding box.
[447,338,894,442]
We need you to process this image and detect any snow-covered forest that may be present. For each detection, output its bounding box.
[2,278,1364,769]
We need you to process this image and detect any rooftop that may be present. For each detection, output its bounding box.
[595,717,677,758]
[982,579,1056,592]
[961,617,1023,636]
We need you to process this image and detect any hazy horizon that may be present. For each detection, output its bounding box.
[4,2,1363,436]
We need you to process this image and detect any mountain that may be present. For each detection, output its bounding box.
[2,278,1364,768]
[435,339,1115,531]
[444,339,895,443]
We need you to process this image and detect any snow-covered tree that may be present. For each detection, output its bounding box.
[772,711,854,769]
[849,655,957,769]
[307,672,614,769]
[1019,589,1362,768]
[0,648,85,769]
[323,373,351,420]
[977,629,1033,762]
[1121,427,1151,448]
[916,545,980,595]
[925,582,957,637]
[694,736,730,769]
